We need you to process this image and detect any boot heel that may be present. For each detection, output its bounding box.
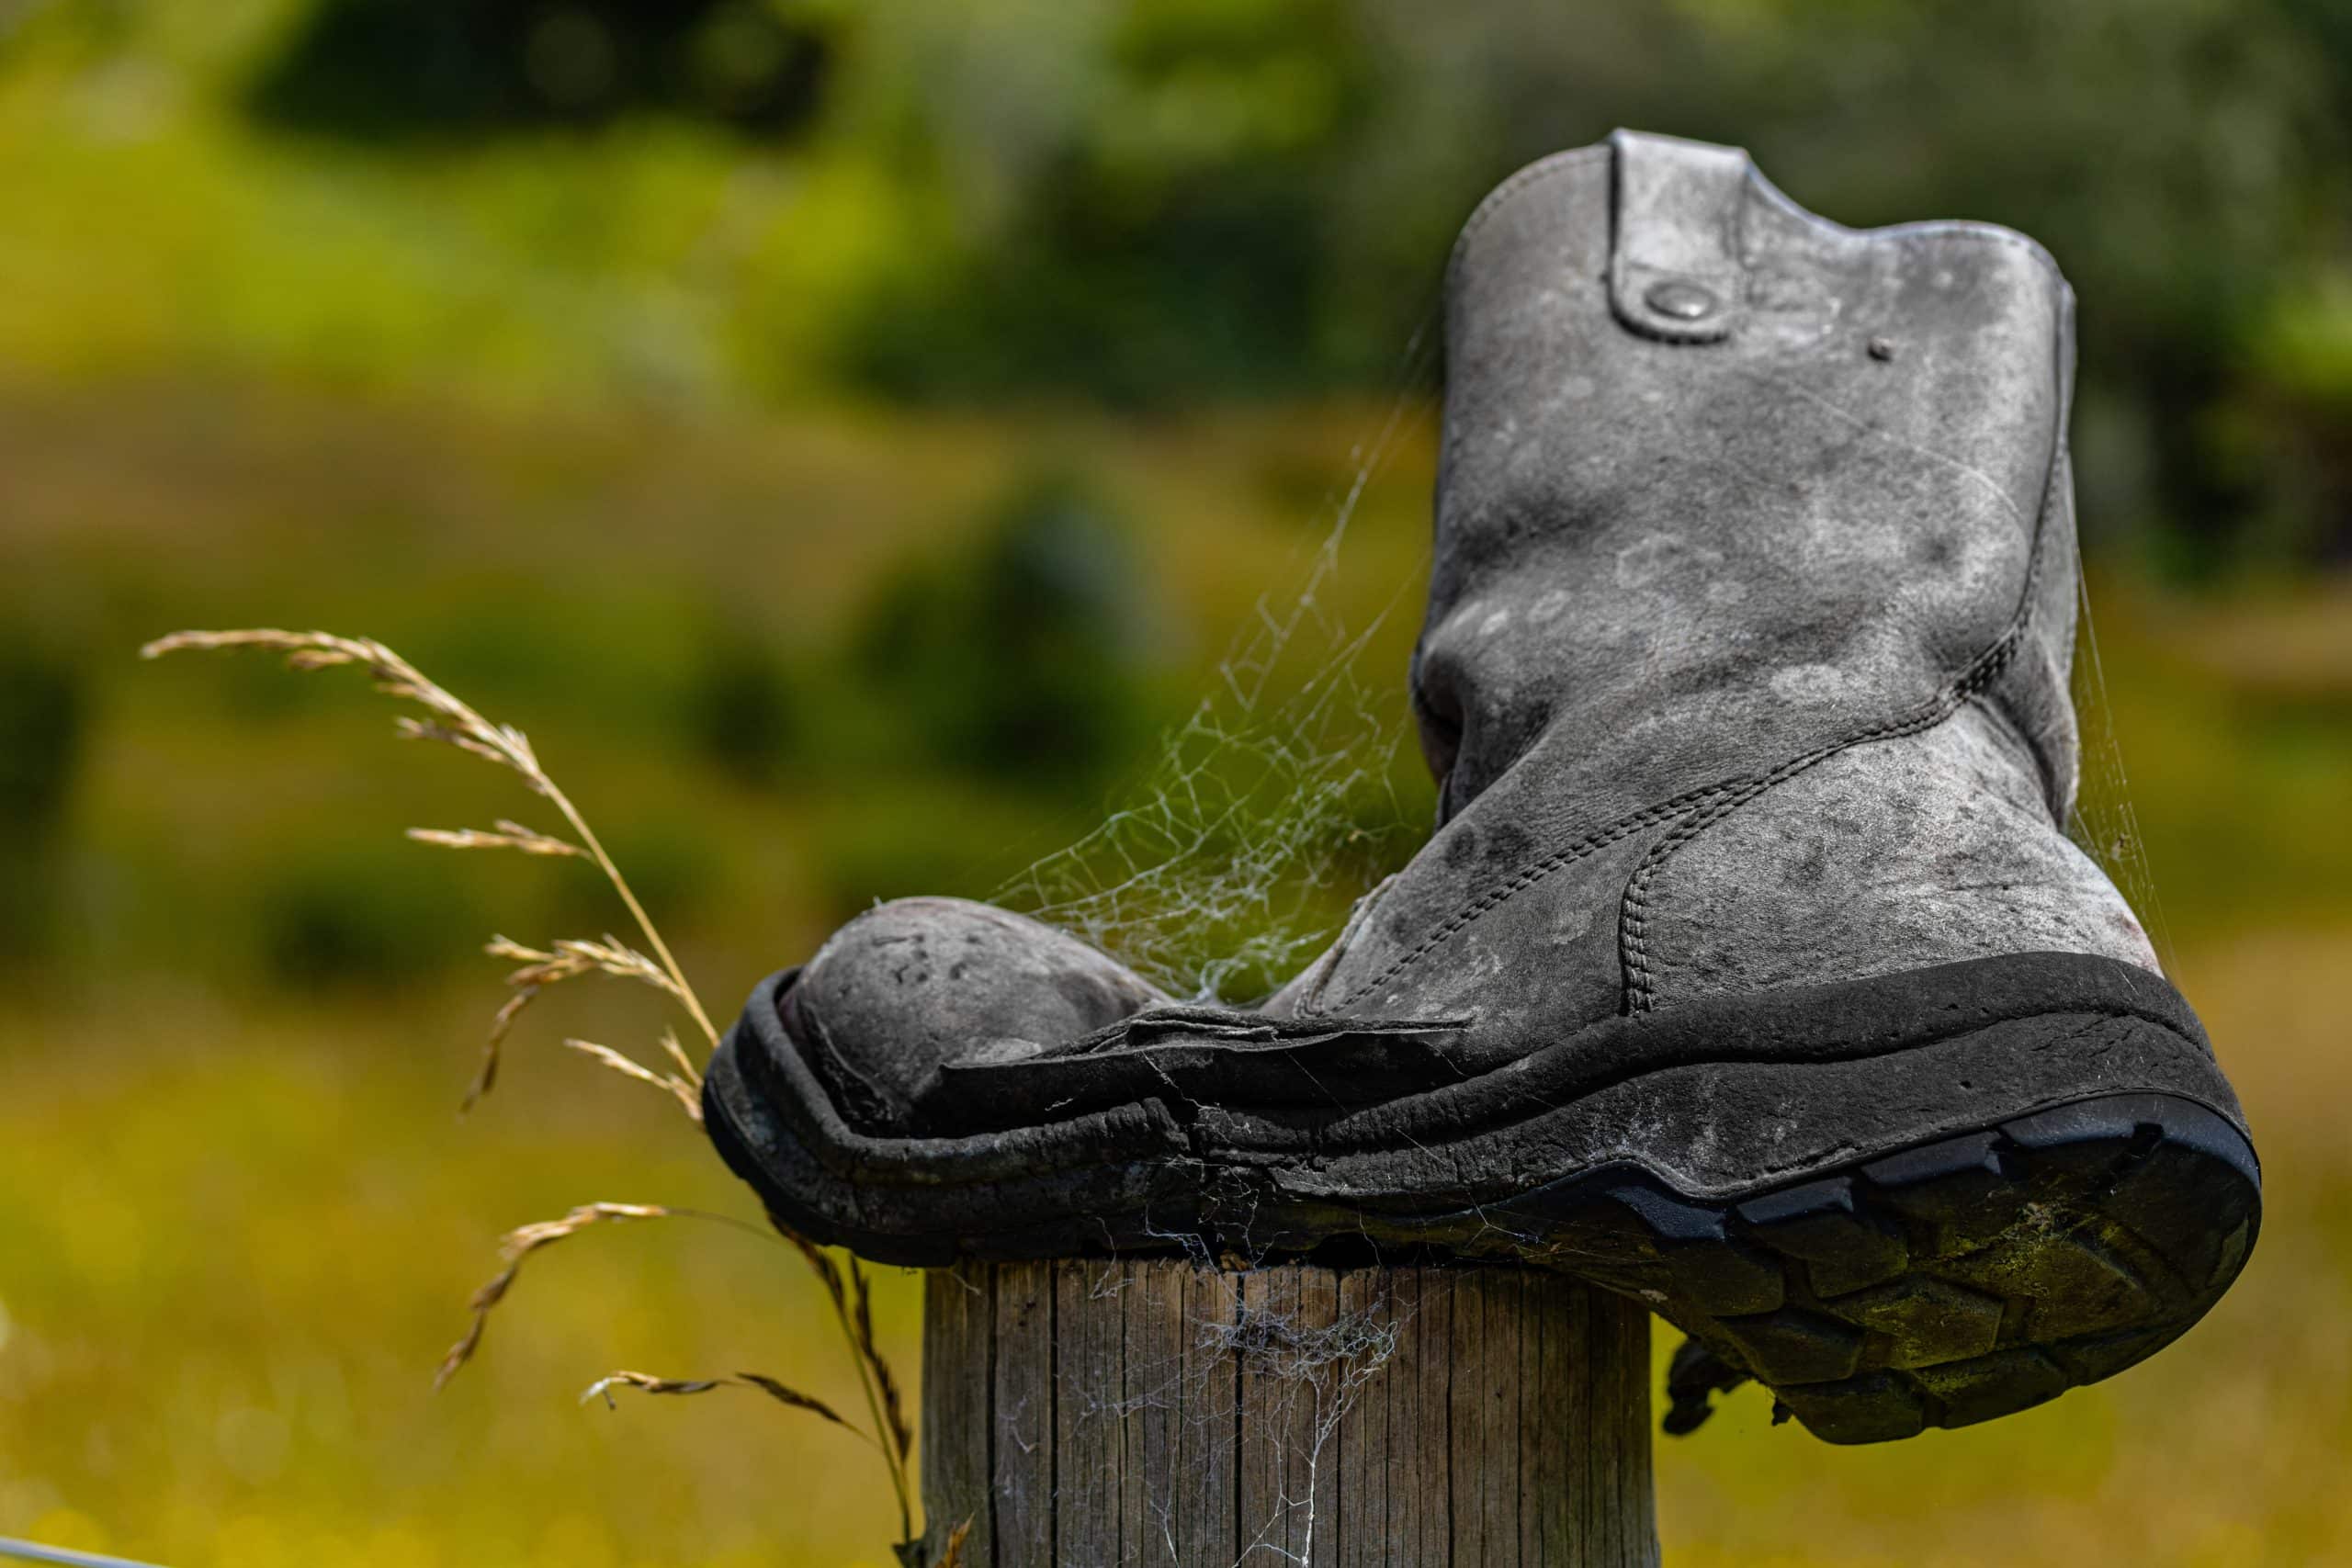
[1511,1091,2258,1443]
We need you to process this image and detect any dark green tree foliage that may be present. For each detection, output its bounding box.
[845,0,2352,565]
[247,0,831,140]
[854,476,1153,792]
[847,0,1376,402]
[0,638,85,960]
[255,844,481,990]
[688,631,805,789]
[238,0,2352,566]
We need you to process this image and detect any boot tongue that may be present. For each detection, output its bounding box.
[1605,129,1753,344]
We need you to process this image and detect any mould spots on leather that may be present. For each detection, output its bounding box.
[1770,662,1855,704]
[1616,533,1725,591]
[1443,825,1482,870]
[1053,969,1142,1027]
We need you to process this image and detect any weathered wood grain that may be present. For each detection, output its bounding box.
[995,1261,1057,1565]
[922,1265,994,1564]
[922,1260,1655,1567]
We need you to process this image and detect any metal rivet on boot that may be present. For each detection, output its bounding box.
[1644,279,1719,321]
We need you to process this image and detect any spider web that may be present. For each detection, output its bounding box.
[995,330,1440,1004]
[1060,1251,1404,1568]
[967,329,2185,1563]
[935,1203,1624,1568]
[970,556,2180,1567]
[2068,559,2178,976]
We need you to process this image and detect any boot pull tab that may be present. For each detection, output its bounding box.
[1607,129,1753,345]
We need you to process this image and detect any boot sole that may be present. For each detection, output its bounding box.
[1476,1090,2257,1440]
[704,952,2258,1443]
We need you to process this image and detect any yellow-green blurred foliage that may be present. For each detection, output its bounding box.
[3,3,2349,1565]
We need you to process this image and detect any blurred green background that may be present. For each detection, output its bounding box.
[2,1,2349,1563]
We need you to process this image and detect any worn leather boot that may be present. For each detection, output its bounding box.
[705,131,2259,1443]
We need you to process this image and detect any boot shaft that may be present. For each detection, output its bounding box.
[1415,132,2081,829]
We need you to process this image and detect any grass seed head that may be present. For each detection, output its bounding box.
[145,628,910,1546]
[563,1038,702,1120]
[581,1369,860,1438]
[407,822,582,857]
[434,1203,673,1390]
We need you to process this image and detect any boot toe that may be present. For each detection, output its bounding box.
[788,896,1166,1126]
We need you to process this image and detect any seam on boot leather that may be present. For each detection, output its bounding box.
[1324,779,1734,1010]
[1333,592,2042,1018]
[1334,538,2047,1019]
[1618,508,2057,1012]
[1615,259,2075,1014]
[1335,144,2074,1020]
[1443,144,1611,285]
[1617,616,2029,1013]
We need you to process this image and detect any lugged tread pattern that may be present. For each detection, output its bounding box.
[1494,1092,2260,1444]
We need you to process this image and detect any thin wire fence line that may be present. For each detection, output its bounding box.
[0,1537,170,1568]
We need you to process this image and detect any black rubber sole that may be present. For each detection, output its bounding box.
[1476,1090,2259,1441]
[704,953,2260,1443]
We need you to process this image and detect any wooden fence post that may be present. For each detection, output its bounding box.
[921,1258,1657,1567]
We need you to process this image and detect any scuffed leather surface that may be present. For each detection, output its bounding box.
[1304,131,2080,1027]
[1308,823,1656,1025]
[1641,702,2157,1004]
[791,897,1164,1123]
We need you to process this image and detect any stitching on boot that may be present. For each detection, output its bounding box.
[1335,465,2048,1017]
[1329,596,2031,1016]
[1620,417,2071,1013]
[1618,268,2072,1015]
[1325,780,1733,1010]
[1337,154,2075,1020]
[1616,632,2024,1012]
[1443,145,1611,286]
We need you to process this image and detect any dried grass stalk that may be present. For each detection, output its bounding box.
[435,1202,672,1390]
[656,1027,698,1087]
[851,1256,913,1463]
[149,626,916,1556]
[764,1227,914,1537]
[141,628,718,1051]
[464,934,692,1109]
[487,934,678,996]
[581,1369,860,1439]
[563,1038,702,1121]
[406,821,582,857]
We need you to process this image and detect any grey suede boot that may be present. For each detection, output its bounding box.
[705,131,2259,1443]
